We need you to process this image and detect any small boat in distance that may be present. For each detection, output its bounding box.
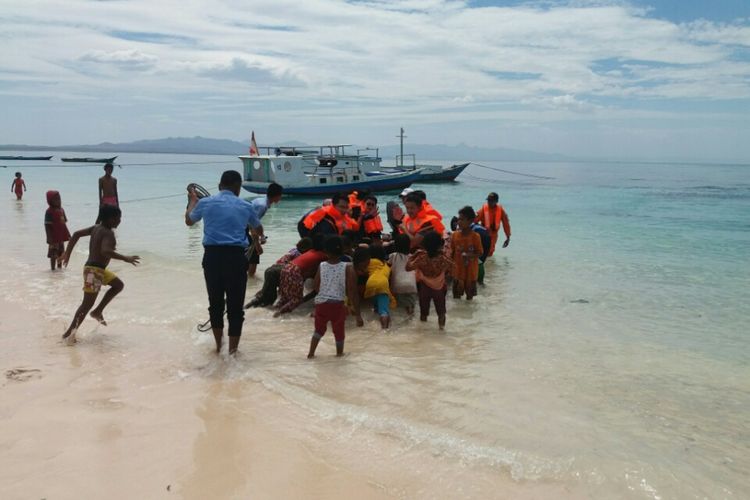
[60,156,118,163]
[0,155,53,160]
[240,145,420,196]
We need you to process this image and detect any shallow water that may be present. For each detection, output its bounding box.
[2,152,749,498]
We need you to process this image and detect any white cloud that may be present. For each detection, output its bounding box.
[0,0,749,159]
[79,49,159,70]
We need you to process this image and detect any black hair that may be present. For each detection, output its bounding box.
[15,172,21,177]
[394,233,411,254]
[98,204,122,222]
[356,189,371,201]
[422,231,444,258]
[323,235,343,257]
[353,246,371,266]
[296,237,313,253]
[450,216,459,232]
[220,170,243,187]
[364,195,378,204]
[458,205,476,221]
[104,162,114,171]
[331,192,349,206]
[312,233,326,251]
[412,190,427,201]
[487,192,499,201]
[369,244,387,262]
[404,193,423,206]
[267,182,283,198]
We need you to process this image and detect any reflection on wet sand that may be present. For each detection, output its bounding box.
[182,381,247,500]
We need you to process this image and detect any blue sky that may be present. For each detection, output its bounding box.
[1,0,749,161]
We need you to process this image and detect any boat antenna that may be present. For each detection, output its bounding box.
[397,127,406,168]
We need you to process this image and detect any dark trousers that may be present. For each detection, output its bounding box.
[254,264,283,306]
[202,246,248,337]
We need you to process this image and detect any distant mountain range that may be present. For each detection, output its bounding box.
[0,136,568,162]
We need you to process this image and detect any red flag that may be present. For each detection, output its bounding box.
[249,131,259,156]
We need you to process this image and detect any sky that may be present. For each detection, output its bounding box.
[1,0,749,161]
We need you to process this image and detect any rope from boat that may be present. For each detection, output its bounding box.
[462,173,507,184]
[469,162,555,180]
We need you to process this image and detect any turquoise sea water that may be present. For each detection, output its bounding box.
[2,152,749,498]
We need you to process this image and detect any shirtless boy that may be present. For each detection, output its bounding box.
[97,162,118,222]
[61,205,139,344]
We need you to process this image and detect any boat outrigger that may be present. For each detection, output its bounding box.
[61,156,117,163]
[240,145,421,196]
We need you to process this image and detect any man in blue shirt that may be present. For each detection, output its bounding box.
[247,182,283,277]
[185,170,264,354]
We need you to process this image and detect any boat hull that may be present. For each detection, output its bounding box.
[380,163,469,182]
[0,156,53,160]
[243,170,421,196]
[60,156,118,163]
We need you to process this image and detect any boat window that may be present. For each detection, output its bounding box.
[336,177,344,183]
[253,161,261,170]
[353,176,359,181]
[320,178,327,184]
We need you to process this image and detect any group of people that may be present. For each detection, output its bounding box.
[185,171,511,358]
[36,165,512,357]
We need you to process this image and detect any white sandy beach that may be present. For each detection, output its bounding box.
[0,297,582,500]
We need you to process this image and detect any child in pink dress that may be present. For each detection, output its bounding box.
[44,190,71,270]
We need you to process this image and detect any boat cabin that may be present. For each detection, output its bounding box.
[239,144,383,192]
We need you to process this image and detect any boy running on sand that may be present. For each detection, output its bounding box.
[61,205,139,344]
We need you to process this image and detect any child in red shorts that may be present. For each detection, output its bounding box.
[308,236,358,358]
[44,190,71,270]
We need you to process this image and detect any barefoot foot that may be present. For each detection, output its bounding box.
[63,331,77,345]
[90,312,107,326]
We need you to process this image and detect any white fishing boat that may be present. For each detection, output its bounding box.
[239,145,422,196]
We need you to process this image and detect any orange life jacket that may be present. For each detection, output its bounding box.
[403,206,445,236]
[479,203,504,232]
[303,205,355,234]
[362,213,384,235]
[348,192,362,209]
[423,201,442,220]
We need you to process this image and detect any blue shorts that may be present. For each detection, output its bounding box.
[373,294,390,317]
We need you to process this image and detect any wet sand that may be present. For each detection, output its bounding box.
[0,297,582,499]
[0,298,393,499]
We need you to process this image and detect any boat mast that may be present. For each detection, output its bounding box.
[397,127,406,168]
